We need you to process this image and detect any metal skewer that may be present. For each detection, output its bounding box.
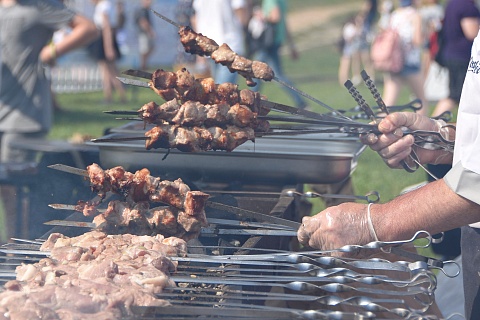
[360,70,439,179]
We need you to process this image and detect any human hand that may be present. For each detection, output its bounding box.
[297,202,372,257]
[39,43,57,66]
[360,112,452,168]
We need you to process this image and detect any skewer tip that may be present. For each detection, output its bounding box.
[150,9,181,29]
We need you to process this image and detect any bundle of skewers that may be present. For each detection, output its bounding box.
[56,163,210,241]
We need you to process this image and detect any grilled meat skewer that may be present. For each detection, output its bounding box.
[137,99,269,130]
[177,26,274,86]
[90,200,207,241]
[147,68,270,116]
[86,163,209,216]
[145,124,255,152]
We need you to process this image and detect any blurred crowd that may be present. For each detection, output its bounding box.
[338,0,479,120]
[337,3,478,309]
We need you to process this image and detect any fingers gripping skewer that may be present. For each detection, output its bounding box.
[359,70,440,179]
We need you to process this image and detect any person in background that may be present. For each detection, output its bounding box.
[419,0,444,82]
[338,14,363,86]
[356,0,377,82]
[381,0,429,115]
[135,0,155,71]
[377,0,394,31]
[0,0,98,242]
[363,0,378,34]
[251,0,307,109]
[174,0,195,67]
[192,0,248,84]
[298,29,480,319]
[430,0,479,118]
[89,0,127,104]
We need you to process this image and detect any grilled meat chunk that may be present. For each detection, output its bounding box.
[145,124,255,152]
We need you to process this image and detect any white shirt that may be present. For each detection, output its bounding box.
[452,30,480,175]
[93,0,118,29]
[444,29,480,227]
[192,0,245,55]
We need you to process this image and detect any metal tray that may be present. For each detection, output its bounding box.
[88,122,366,185]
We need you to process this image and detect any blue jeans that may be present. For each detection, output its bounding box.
[252,44,306,108]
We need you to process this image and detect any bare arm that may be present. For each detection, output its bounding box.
[412,11,423,47]
[101,11,116,61]
[234,6,248,27]
[266,4,281,24]
[139,17,155,37]
[298,178,480,252]
[40,14,98,64]
[374,179,480,242]
[461,17,480,41]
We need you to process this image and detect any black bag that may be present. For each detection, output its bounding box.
[261,22,277,49]
[431,23,446,67]
[248,21,277,55]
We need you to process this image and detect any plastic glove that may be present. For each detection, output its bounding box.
[360,112,453,168]
[297,202,373,257]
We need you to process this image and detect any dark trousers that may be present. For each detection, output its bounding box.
[461,226,480,319]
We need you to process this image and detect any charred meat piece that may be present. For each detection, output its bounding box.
[91,200,207,239]
[228,55,253,74]
[177,26,275,85]
[178,26,219,56]
[146,68,272,115]
[138,100,258,129]
[85,164,209,215]
[216,82,240,106]
[206,125,255,151]
[151,69,177,89]
[252,60,275,81]
[211,43,236,65]
[138,99,181,124]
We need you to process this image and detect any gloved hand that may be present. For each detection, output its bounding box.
[297,202,373,257]
[360,112,453,168]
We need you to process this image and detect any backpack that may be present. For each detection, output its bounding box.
[370,28,404,73]
[429,22,446,67]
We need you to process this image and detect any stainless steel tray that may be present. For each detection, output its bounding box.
[88,122,366,185]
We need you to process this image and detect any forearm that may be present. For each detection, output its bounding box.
[56,15,98,57]
[372,179,480,242]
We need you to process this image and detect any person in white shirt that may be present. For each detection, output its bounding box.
[298,29,480,319]
[192,0,247,84]
[89,0,126,104]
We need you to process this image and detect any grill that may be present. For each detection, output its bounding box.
[0,155,447,319]
[92,121,366,186]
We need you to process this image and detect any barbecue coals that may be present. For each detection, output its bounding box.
[178,26,274,86]
[0,231,186,319]
[77,164,209,240]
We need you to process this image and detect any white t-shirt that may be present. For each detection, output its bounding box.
[444,29,480,227]
[192,0,245,55]
[93,0,118,29]
[452,30,480,175]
